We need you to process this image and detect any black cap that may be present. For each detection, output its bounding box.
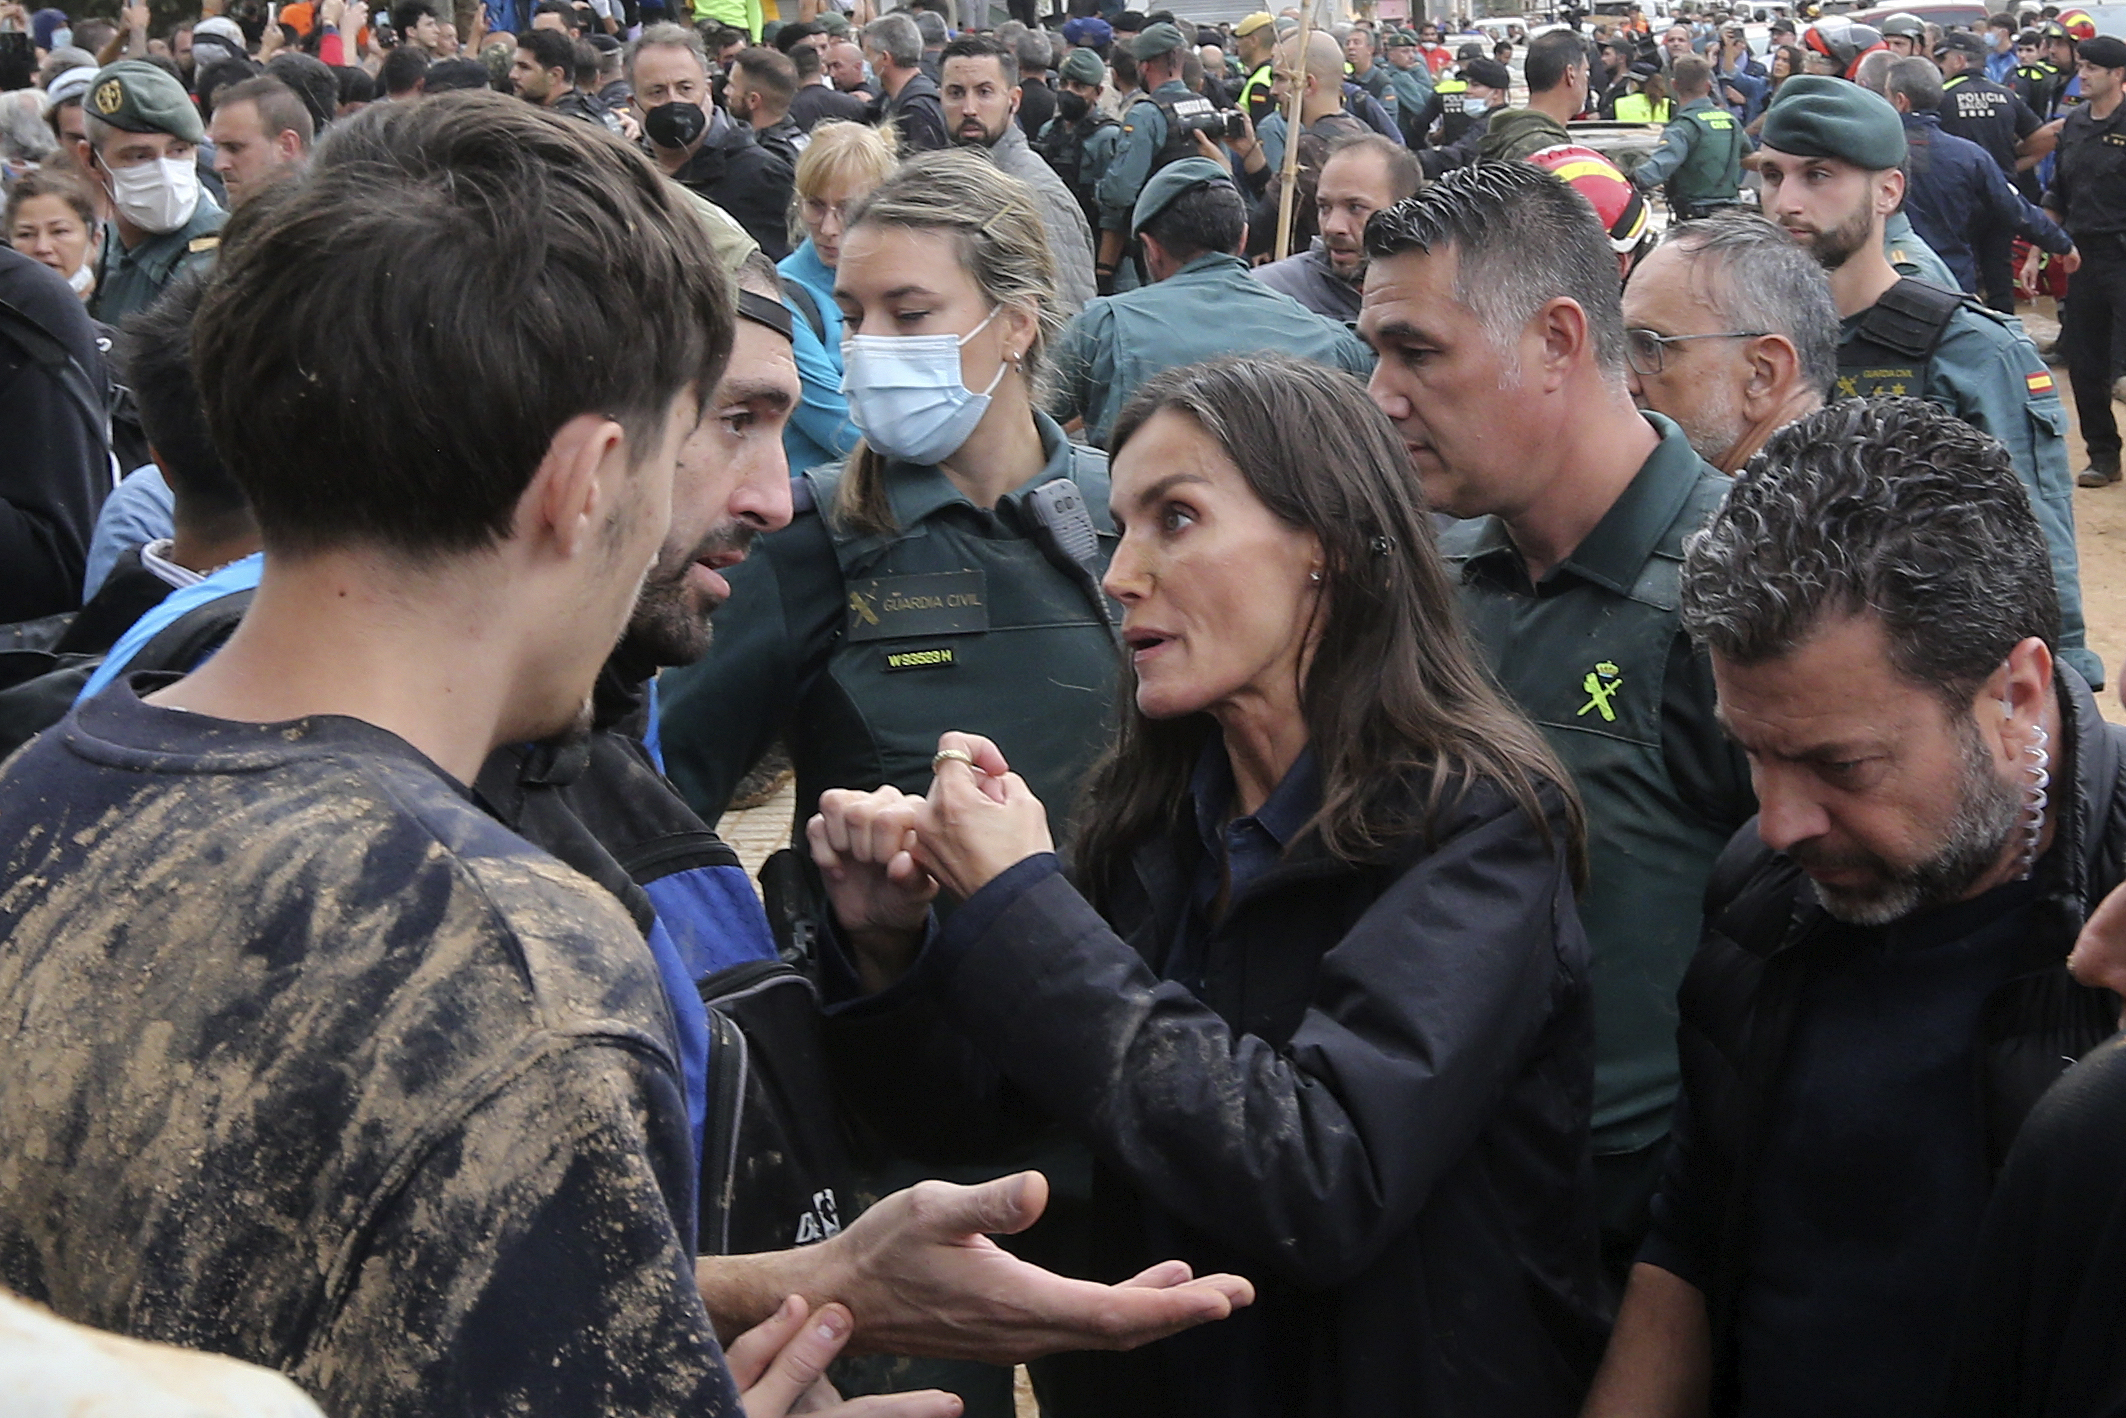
[1935,28,1988,58]
[1462,55,1512,88]
[2082,33,2126,65]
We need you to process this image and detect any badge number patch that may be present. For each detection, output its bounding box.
[845,570,989,642]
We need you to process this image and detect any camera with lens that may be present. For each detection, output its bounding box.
[1170,94,1249,142]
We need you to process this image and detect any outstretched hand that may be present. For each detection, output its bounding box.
[817,1171,1255,1364]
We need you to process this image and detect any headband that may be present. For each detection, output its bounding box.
[736,289,794,341]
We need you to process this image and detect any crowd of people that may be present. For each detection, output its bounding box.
[5,0,2126,1414]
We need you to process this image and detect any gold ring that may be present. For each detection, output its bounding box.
[931,748,976,771]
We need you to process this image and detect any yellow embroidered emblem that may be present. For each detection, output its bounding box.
[92,79,125,116]
[1577,661,1622,722]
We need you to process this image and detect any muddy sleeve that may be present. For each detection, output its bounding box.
[893,790,1580,1291]
[298,1042,741,1418]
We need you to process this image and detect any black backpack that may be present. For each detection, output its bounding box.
[1040,109,1119,235]
[0,589,253,761]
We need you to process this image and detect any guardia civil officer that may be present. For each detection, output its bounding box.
[1035,47,1123,242]
[1757,76,2103,687]
[1629,54,1749,217]
[80,62,225,327]
[1047,158,1375,449]
[2042,34,2126,485]
[1381,28,1441,145]
[1091,22,1200,296]
[658,149,1119,845]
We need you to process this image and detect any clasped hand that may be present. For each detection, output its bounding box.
[807,732,1055,990]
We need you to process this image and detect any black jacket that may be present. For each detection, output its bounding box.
[0,247,109,623]
[671,115,796,259]
[1647,670,2126,1414]
[879,71,948,152]
[826,773,1606,1418]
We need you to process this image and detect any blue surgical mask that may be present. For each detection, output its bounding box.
[841,307,1007,466]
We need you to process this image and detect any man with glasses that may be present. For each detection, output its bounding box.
[1359,161,1755,1290]
[1620,209,1840,473]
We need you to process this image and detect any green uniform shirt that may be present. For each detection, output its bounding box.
[1441,413,1754,1156]
[1384,60,1436,139]
[656,412,1119,838]
[1094,78,1195,236]
[1049,251,1376,448]
[1633,95,1748,209]
[90,196,224,328]
[1836,300,2100,687]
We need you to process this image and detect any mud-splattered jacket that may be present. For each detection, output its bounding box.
[0,679,741,1417]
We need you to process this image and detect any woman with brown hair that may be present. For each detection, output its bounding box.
[811,355,1607,1418]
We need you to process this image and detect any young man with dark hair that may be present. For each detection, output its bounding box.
[1479,27,1589,159]
[726,44,804,164]
[509,25,580,108]
[389,0,443,52]
[940,33,1098,314]
[378,40,429,96]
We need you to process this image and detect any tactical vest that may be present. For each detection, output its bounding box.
[1139,89,1224,176]
[1041,109,1119,234]
[1442,462,1737,1151]
[791,453,1120,832]
[1835,277,1967,400]
[1668,103,1746,210]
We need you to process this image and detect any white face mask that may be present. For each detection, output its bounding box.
[66,262,94,296]
[1462,94,1491,115]
[841,307,1008,466]
[106,154,200,236]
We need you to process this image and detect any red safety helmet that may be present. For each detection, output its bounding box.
[2058,8,2098,41]
[1525,143,1651,255]
[1802,15,1887,77]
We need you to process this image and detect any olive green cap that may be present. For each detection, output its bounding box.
[1131,155,1233,234]
[1058,47,1106,84]
[1129,20,1188,59]
[1759,74,1906,171]
[86,60,204,144]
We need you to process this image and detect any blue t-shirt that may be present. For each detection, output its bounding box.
[81,464,175,599]
[75,551,263,704]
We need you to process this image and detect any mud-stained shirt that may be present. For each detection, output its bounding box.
[0,678,741,1417]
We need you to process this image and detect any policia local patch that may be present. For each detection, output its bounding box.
[846,571,987,670]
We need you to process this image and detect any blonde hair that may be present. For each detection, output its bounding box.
[788,119,899,250]
[834,148,1061,537]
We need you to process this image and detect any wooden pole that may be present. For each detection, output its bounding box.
[1274,0,1314,260]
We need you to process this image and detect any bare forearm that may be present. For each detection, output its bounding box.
[1582,1263,1712,1418]
[695,1245,843,1346]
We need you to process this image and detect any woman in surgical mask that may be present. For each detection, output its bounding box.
[659,146,1121,870]
[778,119,897,475]
[6,169,101,300]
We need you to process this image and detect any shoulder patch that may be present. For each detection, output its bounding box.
[187,236,220,254]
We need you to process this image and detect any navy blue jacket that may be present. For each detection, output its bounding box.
[824,770,1606,1417]
[1902,110,2072,294]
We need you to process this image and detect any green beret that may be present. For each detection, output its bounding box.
[817,11,850,34]
[1129,21,1188,59]
[1132,155,1233,234]
[86,60,203,144]
[1759,74,1906,171]
[1058,47,1106,84]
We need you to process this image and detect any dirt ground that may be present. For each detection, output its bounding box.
[2037,300,2126,724]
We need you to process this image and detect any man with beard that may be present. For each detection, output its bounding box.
[1755,76,2100,690]
[1620,209,1839,473]
[940,35,1096,316]
[1583,397,2125,1418]
[1359,163,1752,1287]
[1252,133,1419,324]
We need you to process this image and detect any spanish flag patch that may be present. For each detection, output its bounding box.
[2028,370,2056,394]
